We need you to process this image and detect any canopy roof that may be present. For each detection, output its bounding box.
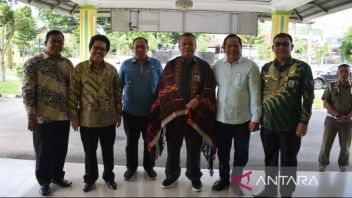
[17,0,352,22]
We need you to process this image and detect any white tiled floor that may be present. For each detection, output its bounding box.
[1,158,352,197]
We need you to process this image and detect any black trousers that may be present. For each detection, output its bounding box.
[80,124,116,184]
[123,111,155,171]
[215,121,250,181]
[165,116,203,182]
[33,120,70,186]
[260,128,301,195]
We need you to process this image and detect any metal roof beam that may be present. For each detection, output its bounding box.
[70,4,79,15]
[308,1,328,13]
[52,0,64,10]
[293,8,303,21]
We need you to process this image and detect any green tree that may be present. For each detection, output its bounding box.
[38,10,81,57]
[340,27,352,62]
[108,32,159,56]
[294,38,308,59]
[38,10,79,33]
[38,10,112,34]
[241,34,265,59]
[62,28,80,58]
[108,31,214,56]
[0,0,12,5]
[314,42,330,65]
[12,6,38,56]
[257,44,271,61]
[158,32,181,45]
[194,33,214,51]
[97,16,111,34]
[5,42,12,69]
[155,32,180,47]
[0,2,15,82]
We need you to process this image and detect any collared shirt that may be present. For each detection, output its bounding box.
[68,60,122,127]
[322,81,352,116]
[170,56,208,103]
[261,57,315,131]
[212,57,262,125]
[119,57,163,116]
[179,56,206,103]
[22,52,73,123]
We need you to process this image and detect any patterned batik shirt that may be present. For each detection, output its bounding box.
[22,52,74,123]
[261,57,315,132]
[68,60,122,127]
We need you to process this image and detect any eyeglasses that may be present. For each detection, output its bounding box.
[273,42,291,47]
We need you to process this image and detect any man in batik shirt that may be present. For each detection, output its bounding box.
[22,30,73,196]
[68,35,122,193]
[254,33,314,197]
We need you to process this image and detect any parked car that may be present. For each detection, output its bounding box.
[313,64,351,90]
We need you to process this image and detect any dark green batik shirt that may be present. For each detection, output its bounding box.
[261,57,315,132]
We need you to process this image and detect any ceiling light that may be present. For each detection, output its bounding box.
[175,0,193,10]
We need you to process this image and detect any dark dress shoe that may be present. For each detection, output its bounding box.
[191,179,203,192]
[39,185,50,196]
[106,180,117,190]
[52,179,72,187]
[212,179,229,191]
[145,168,157,180]
[124,169,136,180]
[161,178,177,189]
[83,183,94,192]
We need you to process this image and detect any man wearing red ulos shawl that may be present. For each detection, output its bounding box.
[147,33,216,192]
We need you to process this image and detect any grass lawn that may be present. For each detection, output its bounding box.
[0,80,20,95]
[0,69,21,95]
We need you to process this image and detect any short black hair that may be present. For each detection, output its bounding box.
[338,64,350,69]
[45,30,64,45]
[273,33,293,43]
[179,32,196,44]
[89,34,110,52]
[132,37,148,47]
[222,34,242,48]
